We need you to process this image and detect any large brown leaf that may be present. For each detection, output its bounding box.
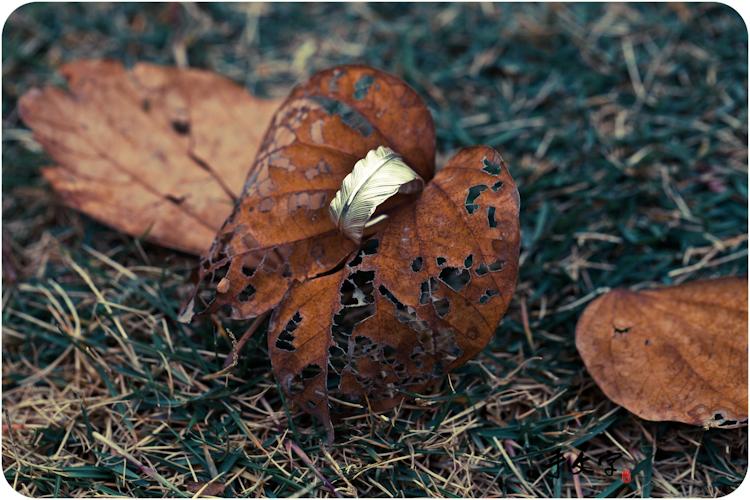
[576,277,748,427]
[19,60,281,255]
[268,146,520,437]
[184,65,436,321]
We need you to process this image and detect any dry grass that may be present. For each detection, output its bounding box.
[3,3,748,497]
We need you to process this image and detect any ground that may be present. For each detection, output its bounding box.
[2,3,748,497]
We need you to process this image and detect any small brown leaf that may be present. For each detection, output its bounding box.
[19,60,282,255]
[187,65,436,321]
[576,277,748,427]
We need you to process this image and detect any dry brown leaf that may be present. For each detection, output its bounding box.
[268,146,520,437]
[184,65,436,321]
[576,277,748,427]
[181,64,519,438]
[19,60,282,255]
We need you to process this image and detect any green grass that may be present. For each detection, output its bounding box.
[2,2,748,497]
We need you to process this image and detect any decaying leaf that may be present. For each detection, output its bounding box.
[576,277,748,427]
[184,64,519,438]
[184,65,436,321]
[269,146,520,437]
[19,60,282,255]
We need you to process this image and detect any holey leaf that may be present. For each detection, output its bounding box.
[183,65,520,439]
[19,60,282,255]
[576,277,748,428]
[175,66,520,438]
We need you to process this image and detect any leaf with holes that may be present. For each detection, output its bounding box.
[576,277,748,428]
[179,64,519,440]
[19,60,282,255]
[269,146,520,439]
[183,65,436,322]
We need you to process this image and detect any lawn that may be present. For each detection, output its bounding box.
[2,3,748,497]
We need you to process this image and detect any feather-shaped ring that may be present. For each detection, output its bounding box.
[329,146,424,244]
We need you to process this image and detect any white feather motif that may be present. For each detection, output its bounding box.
[329,146,423,243]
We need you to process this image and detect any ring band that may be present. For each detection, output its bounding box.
[329,146,424,244]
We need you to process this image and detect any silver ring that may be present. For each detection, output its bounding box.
[329,146,424,244]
